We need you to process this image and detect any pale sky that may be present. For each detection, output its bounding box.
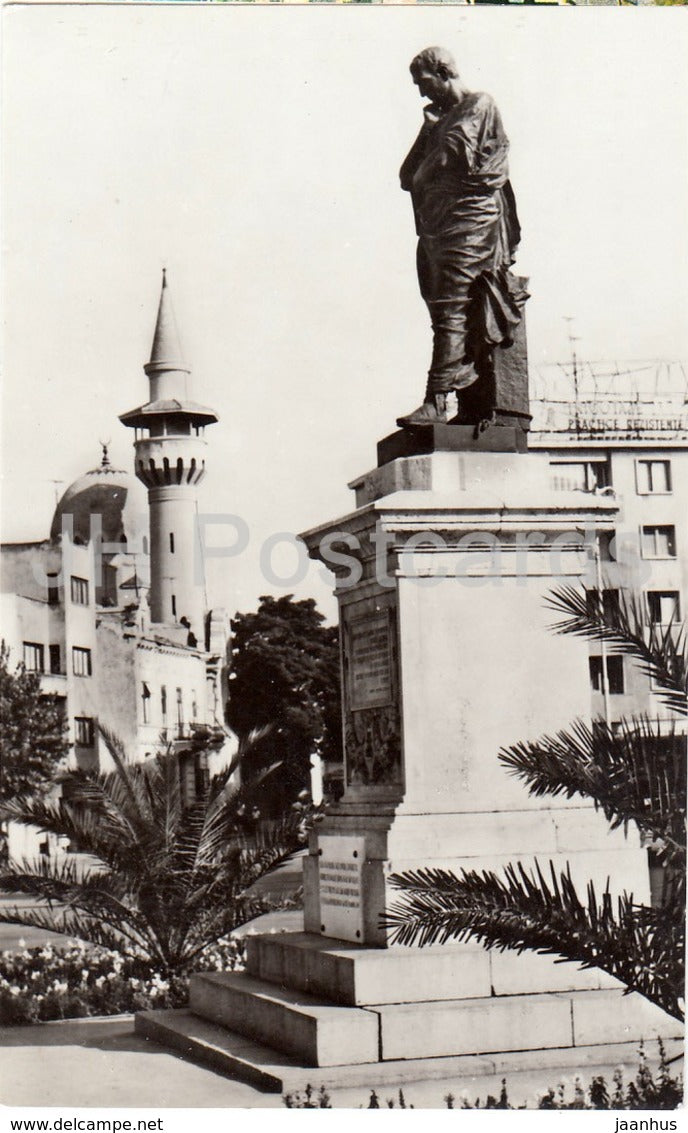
[2,5,688,621]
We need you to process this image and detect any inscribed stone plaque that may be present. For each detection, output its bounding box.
[349,614,393,710]
[318,834,365,942]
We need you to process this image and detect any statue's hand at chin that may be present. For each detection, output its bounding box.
[422,103,443,126]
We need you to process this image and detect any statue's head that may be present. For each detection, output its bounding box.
[409,48,460,108]
[410,47,459,84]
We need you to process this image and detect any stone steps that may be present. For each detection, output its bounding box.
[136,931,683,1090]
[374,987,678,1061]
[245,931,493,1006]
[245,931,620,1005]
[189,970,380,1067]
[135,1008,684,1096]
[188,959,681,1069]
[136,1009,306,1093]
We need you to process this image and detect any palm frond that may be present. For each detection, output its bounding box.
[385,863,684,1021]
[0,793,151,877]
[0,902,153,959]
[177,896,276,966]
[499,717,686,866]
[548,587,687,716]
[197,761,285,864]
[0,856,160,952]
[0,723,317,973]
[97,726,171,841]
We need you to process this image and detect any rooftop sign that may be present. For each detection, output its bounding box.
[531,398,688,441]
[529,362,688,442]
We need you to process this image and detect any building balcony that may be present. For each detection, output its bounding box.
[169,722,226,750]
[134,436,208,489]
[38,672,68,696]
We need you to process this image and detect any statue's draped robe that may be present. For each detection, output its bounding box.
[400,92,526,398]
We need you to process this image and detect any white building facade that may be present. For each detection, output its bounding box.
[531,373,687,728]
[1,274,233,856]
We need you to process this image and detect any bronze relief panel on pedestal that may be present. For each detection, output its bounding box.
[342,602,402,788]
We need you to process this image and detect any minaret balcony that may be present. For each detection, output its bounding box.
[134,435,207,488]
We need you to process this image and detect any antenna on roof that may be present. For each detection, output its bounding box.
[563,317,581,437]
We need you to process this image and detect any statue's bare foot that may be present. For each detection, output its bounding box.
[397,395,447,428]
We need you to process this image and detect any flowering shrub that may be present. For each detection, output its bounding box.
[283,1085,332,1109]
[451,1042,683,1109]
[0,937,245,1025]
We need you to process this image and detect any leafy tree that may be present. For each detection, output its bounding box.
[0,641,69,805]
[0,729,312,974]
[227,595,342,812]
[386,587,686,1022]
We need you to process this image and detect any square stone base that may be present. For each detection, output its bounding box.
[136,931,682,1091]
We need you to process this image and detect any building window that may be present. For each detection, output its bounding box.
[141,681,151,724]
[636,459,672,495]
[70,576,89,605]
[191,690,198,721]
[179,752,210,807]
[74,716,94,746]
[171,594,177,618]
[169,532,175,553]
[23,642,44,672]
[195,755,210,797]
[647,591,681,627]
[179,755,195,806]
[596,532,618,563]
[161,685,167,723]
[47,573,59,606]
[641,525,676,559]
[49,644,61,674]
[586,588,619,619]
[608,658,624,695]
[176,687,184,728]
[72,646,92,677]
[550,461,610,493]
[589,655,625,695]
[592,719,623,742]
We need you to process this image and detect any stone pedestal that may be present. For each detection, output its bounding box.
[137,441,682,1088]
[300,448,648,949]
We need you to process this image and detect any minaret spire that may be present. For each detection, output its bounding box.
[119,273,218,642]
[147,268,188,376]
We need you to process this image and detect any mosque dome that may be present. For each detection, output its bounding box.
[50,446,147,548]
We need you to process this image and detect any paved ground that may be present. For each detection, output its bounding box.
[0,1016,284,1108]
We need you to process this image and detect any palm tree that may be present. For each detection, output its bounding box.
[0,728,312,975]
[386,587,686,1022]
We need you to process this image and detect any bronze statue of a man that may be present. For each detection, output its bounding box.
[398,47,526,428]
